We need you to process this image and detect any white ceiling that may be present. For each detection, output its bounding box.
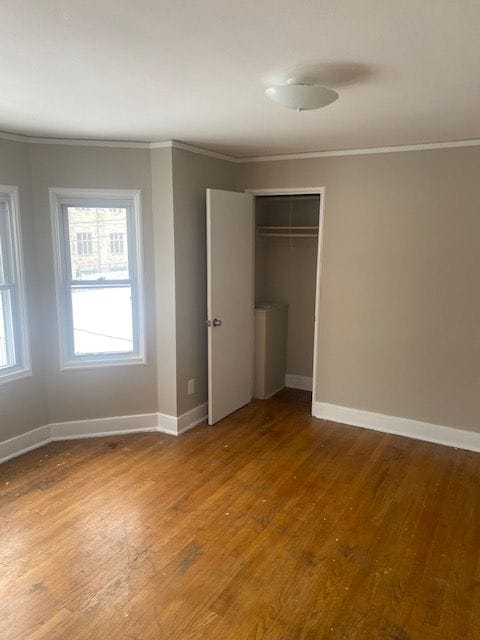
[1,0,480,157]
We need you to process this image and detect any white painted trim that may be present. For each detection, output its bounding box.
[0,403,209,464]
[0,132,235,160]
[0,131,31,143]
[0,185,32,383]
[3,130,480,161]
[49,187,146,370]
[313,402,480,453]
[237,138,480,162]
[169,141,237,163]
[149,141,173,149]
[246,187,325,196]
[285,374,313,392]
[177,402,208,434]
[0,131,150,148]
[0,426,51,464]
[29,138,150,149]
[312,191,326,409]
[49,412,159,440]
[157,412,178,436]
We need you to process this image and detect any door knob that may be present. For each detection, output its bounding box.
[206,318,222,327]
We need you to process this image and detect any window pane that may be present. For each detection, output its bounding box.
[0,289,15,368]
[0,202,13,286]
[71,286,133,355]
[67,207,129,281]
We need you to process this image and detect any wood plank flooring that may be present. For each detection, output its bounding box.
[1,389,480,639]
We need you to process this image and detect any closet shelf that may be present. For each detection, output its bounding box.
[258,233,318,237]
[257,225,319,238]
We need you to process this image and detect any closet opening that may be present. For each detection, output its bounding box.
[251,189,325,416]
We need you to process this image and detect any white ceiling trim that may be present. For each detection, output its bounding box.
[1,130,480,162]
[0,131,32,143]
[237,138,480,163]
[0,131,150,149]
[169,141,237,163]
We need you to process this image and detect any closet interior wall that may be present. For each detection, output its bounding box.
[255,195,319,381]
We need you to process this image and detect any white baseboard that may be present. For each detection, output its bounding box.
[0,425,51,464]
[177,403,208,434]
[312,401,480,453]
[50,412,159,440]
[157,412,179,436]
[0,403,209,465]
[285,374,313,392]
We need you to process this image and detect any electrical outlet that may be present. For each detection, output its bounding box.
[187,378,195,395]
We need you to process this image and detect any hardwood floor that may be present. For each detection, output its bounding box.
[1,389,480,639]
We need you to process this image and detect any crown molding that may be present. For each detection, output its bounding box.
[0,131,237,160]
[236,138,480,163]
[169,140,237,162]
[0,131,150,148]
[150,140,237,162]
[1,129,480,162]
[0,131,33,143]
[149,141,173,149]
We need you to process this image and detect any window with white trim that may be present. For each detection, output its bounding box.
[0,186,30,383]
[50,189,145,368]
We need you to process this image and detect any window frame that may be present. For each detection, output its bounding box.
[49,188,146,370]
[0,185,31,384]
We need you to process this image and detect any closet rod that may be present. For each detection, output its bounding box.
[257,226,319,230]
[258,233,318,238]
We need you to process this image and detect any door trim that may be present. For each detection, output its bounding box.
[245,187,326,418]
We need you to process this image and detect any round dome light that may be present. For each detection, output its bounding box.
[264,81,339,112]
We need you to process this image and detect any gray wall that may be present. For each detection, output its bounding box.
[171,148,237,414]
[3,137,480,444]
[0,139,48,440]
[29,144,157,424]
[151,147,177,417]
[239,147,480,432]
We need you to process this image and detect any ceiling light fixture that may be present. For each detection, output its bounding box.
[264,78,339,112]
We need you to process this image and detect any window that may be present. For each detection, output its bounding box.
[50,188,145,368]
[76,232,93,256]
[109,232,124,255]
[0,186,30,383]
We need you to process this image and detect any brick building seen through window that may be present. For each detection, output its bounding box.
[71,209,127,280]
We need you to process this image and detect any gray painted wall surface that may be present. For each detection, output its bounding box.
[171,148,237,414]
[29,144,157,423]
[239,147,480,432]
[3,139,480,444]
[0,139,48,440]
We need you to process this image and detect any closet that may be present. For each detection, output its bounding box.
[254,193,320,398]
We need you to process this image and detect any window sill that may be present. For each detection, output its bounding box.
[0,367,32,386]
[60,356,147,371]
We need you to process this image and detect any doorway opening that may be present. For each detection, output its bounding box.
[250,188,325,416]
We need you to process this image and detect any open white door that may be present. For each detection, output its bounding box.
[206,189,254,425]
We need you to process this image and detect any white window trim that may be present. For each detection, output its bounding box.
[0,185,31,384]
[49,187,146,370]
